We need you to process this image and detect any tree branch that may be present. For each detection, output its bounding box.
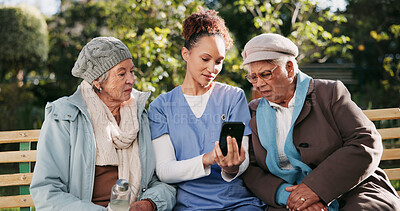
[291,2,301,26]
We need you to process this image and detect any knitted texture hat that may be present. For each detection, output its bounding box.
[72,37,133,83]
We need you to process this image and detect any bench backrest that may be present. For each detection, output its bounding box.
[0,108,399,209]
[363,108,400,196]
[0,130,39,209]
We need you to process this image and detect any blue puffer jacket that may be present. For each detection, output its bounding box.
[30,86,176,210]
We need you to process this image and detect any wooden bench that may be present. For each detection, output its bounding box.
[363,107,400,196]
[0,130,39,210]
[0,108,399,209]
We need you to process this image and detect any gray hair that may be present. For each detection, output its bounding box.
[91,71,109,93]
[245,55,299,75]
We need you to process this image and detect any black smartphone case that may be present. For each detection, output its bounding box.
[218,122,245,156]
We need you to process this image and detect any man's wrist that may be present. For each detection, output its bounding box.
[141,198,156,211]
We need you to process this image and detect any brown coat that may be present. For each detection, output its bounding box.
[243,79,400,210]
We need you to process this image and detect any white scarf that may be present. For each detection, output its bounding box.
[80,80,141,200]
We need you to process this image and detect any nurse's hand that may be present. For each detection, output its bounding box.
[202,148,216,168]
[214,136,245,175]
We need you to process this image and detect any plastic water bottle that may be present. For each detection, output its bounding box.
[109,179,131,211]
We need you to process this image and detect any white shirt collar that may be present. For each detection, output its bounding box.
[268,90,296,110]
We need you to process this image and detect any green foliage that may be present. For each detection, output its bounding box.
[373,25,400,94]
[351,80,400,109]
[44,0,205,102]
[232,0,352,64]
[102,0,203,100]
[342,0,400,106]
[0,4,48,81]
[0,83,43,130]
[45,1,110,93]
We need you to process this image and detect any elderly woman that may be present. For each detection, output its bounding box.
[30,37,175,211]
[241,33,400,211]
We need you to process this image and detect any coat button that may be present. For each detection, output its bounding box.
[67,115,71,118]
[53,114,57,117]
[299,143,309,148]
[142,188,146,192]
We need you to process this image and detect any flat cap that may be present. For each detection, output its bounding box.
[241,33,298,66]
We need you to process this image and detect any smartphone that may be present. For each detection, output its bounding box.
[218,122,245,156]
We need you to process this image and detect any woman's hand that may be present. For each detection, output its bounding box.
[202,147,217,168]
[129,199,156,211]
[285,183,321,211]
[214,136,245,175]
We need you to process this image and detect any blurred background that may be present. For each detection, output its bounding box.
[0,0,399,130]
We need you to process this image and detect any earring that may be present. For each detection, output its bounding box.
[92,84,102,93]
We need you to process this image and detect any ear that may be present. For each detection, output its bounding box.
[181,47,189,62]
[286,61,295,77]
[92,80,101,90]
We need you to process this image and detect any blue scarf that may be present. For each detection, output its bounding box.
[256,71,338,210]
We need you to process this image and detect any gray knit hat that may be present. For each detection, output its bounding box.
[71,37,133,83]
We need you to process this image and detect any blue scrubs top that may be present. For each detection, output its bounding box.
[149,82,265,210]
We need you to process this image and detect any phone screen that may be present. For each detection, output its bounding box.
[218,122,245,156]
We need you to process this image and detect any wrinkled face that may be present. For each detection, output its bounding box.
[182,35,226,88]
[96,59,135,104]
[248,60,295,104]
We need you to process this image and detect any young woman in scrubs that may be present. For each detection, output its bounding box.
[148,8,266,210]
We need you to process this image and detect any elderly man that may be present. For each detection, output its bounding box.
[241,33,400,211]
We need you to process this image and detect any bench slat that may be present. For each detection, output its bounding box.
[383,168,400,180]
[377,127,400,140]
[0,151,37,163]
[363,108,400,121]
[0,195,34,208]
[382,148,400,161]
[0,130,40,144]
[0,173,33,187]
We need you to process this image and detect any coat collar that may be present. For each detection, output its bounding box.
[249,78,315,126]
[295,78,315,126]
[131,88,151,117]
[67,85,150,114]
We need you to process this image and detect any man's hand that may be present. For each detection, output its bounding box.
[129,200,156,211]
[285,183,321,211]
[302,202,328,211]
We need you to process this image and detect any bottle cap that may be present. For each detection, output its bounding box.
[116,179,129,191]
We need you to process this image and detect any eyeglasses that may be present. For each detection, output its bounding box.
[245,65,278,84]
